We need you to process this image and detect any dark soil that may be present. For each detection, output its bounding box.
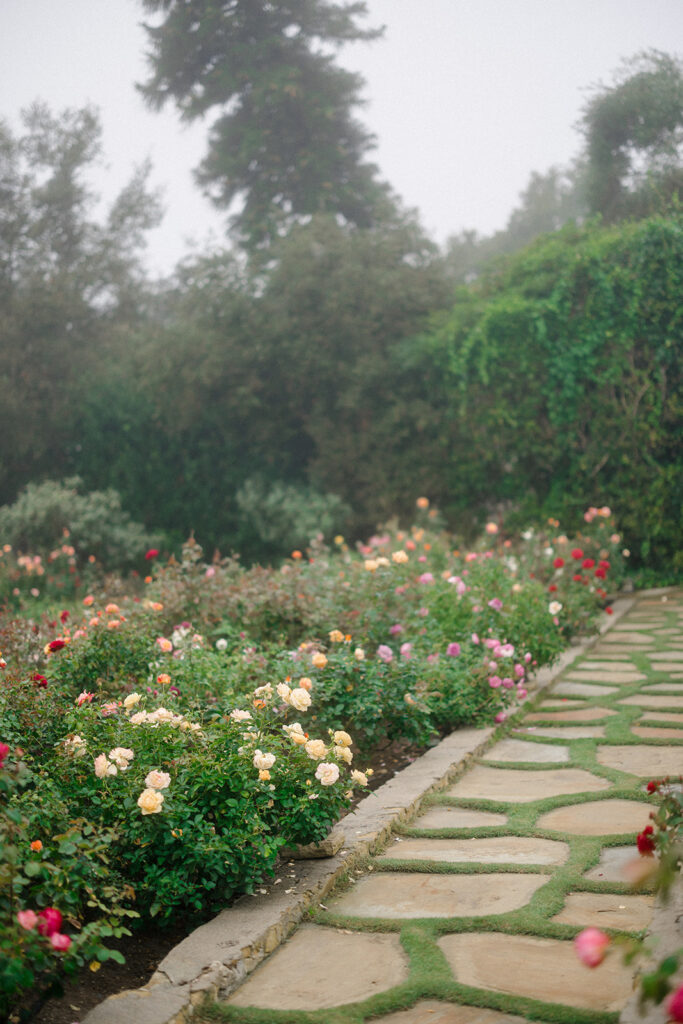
[32,739,424,1024]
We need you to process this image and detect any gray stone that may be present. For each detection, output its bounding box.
[640,711,683,723]
[641,682,683,692]
[377,835,568,865]
[226,926,408,1009]
[584,846,650,882]
[537,799,653,836]
[601,632,655,643]
[649,651,683,661]
[515,725,605,738]
[438,933,634,1011]
[482,738,569,763]
[447,766,610,802]
[330,871,548,919]
[83,979,191,1024]
[553,681,619,697]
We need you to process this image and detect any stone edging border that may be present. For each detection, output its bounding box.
[84,593,644,1024]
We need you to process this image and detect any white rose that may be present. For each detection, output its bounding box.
[289,687,311,712]
[548,601,563,616]
[253,750,276,771]
[145,770,171,790]
[215,638,228,651]
[137,788,164,815]
[305,739,328,760]
[315,762,340,786]
[354,647,365,661]
[253,683,273,699]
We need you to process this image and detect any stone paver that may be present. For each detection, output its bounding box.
[596,745,683,775]
[414,807,508,829]
[377,836,568,866]
[552,680,618,697]
[631,725,683,740]
[438,933,634,1011]
[619,694,683,709]
[482,738,569,763]
[226,926,408,1009]
[649,651,683,661]
[525,706,617,722]
[447,766,610,802]
[515,725,606,738]
[374,1003,527,1024]
[641,711,683,723]
[564,669,645,684]
[551,892,654,929]
[641,682,683,691]
[332,872,548,919]
[537,799,652,835]
[600,631,655,643]
[584,846,645,881]
[578,660,642,670]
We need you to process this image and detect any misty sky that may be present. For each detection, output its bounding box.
[2,0,682,275]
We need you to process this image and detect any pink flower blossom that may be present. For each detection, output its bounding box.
[471,633,480,644]
[389,624,403,635]
[502,677,514,689]
[377,645,394,663]
[666,985,683,1022]
[524,653,532,663]
[488,676,502,688]
[574,928,609,967]
[488,598,503,611]
[205,566,216,578]
[487,661,498,671]
[418,572,434,584]
[484,638,499,649]
[400,642,413,659]
[37,908,62,937]
[76,691,94,706]
[446,642,461,657]
[516,687,528,699]
[50,932,72,951]
[418,607,429,617]
[17,910,38,930]
[427,653,440,664]
[499,643,514,657]
[418,555,427,562]
[494,711,507,723]
[514,663,525,678]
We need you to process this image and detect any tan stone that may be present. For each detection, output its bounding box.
[641,682,683,692]
[525,706,617,722]
[601,632,654,644]
[552,892,654,930]
[447,766,610,803]
[537,799,652,835]
[515,725,606,738]
[414,807,508,829]
[648,663,683,673]
[226,926,408,1009]
[640,711,683,723]
[374,1002,527,1024]
[584,845,651,882]
[564,670,645,684]
[377,836,568,866]
[579,660,638,670]
[619,694,683,709]
[631,726,683,740]
[483,738,569,763]
[596,745,683,776]
[650,651,683,661]
[553,681,618,697]
[438,933,634,1011]
[331,872,548,919]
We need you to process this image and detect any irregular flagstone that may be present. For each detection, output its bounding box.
[330,872,548,919]
[553,681,619,697]
[372,1001,528,1024]
[648,663,683,673]
[641,682,683,692]
[482,738,569,763]
[447,766,610,803]
[619,694,683,709]
[579,660,640,669]
[537,799,652,835]
[596,745,683,776]
[438,933,634,1011]
[414,807,508,829]
[564,669,645,684]
[377,836,569,866]
[226,926,408,1009]
[601,632,655,643]
[552,892,654,929]
[640,711,683,723]
[525,706,617,722]
[515,725,606,738]
[584,846,644,881]
[649,651,683,661]
[631,725,683,740]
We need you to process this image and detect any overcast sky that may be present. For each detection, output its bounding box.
[2,0,682,276]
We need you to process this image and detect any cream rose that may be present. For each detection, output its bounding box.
[230,709,253,722]
[129,711,148,726]
[123,692,141,709]
[276,682,292,700]
[253,750,276,771]
[351,769,368,786]
[311,652,327,669]
[145,770,171,790]
[137,788,164,815]
[315,762,340,786]
[109,747,134,769]
[94,754,117,778]
[354,647,365,661]
[305,739,328,760]
[288,687,312,712]
[333,730,352,747]
[334,744,353,764]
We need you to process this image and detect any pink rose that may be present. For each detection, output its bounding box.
[574,928,609,967]
[50,932,72,952]
[488,676,502,688]
[488,598,503,611]
[37,907,63,937]
[418,572,434,584]
[377,645,393,663]
[400,642,413,659]
[446,642,461,657]
[17,909,38,930]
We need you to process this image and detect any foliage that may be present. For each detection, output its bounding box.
[138,0,390,248]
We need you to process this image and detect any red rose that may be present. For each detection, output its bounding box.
[571,548,583,560]
[553,557,565,568]
[0,742,10,768]
[549,584,558,592]
[145,549,159,560]
[594,568,606,579]
[48,639,66,653]
[598,560,610,569]
[50,932,71,952]
[646,780,659,794]
[37,907,63,937]
[605,607,613,614]
[31,674,48,688]
[636,825,656,856]
[572,574,582,582]
[582,558,595,569]
[59,610,69,624]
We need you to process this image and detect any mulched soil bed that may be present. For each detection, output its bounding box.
[32,738,424,1024]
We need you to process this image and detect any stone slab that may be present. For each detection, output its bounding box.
[82,981,191,1024]
[377,836,569,866]
[414,807,508,829]
[552,892,654,929]
[578,660,640,670]
[447,766,610,802]
[515,725,606,739]
[631,726,683,740]
[640,711,683,724]
[226,926,408,1009]
[525,706,617,722]
[641,682,683,692]
[438,933,634,1011]
[374,1002,527,1024]
[649,651,683,660]
[648,663,683,673]
[564,669,645,684]
[553,681,619,697]
[596,745,683,776]
[584,845,648,882]
[601,632,655,643]
[537,799,653,835]
[619,694,683,709]
[482,738,569,763]
[331,871,548,919]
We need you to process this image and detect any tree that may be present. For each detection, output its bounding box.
[581,50,683,221]
[138,0,390,249]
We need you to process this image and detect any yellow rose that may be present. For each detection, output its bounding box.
[137,788,164,815]
[333,730,352,747]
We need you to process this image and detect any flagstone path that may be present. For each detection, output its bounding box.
[210,593,683,1024]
